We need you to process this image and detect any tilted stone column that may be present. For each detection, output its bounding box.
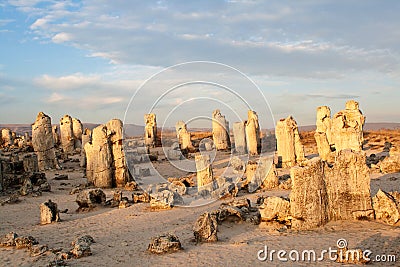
[331,100,365,152]
[233,122,246,154]
[245,110,261,156]
[60,115,75,155]
[32,112,59,170]
[275,116,305,167]
[195,154,215,193]
[144,113,157,148]
[212,109,230,151]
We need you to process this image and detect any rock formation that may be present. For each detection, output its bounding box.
[85,119,129,188]
[80,128,91,168]
[314,106,333,161]
[195,154,215,193]
[1,128,14,147]
[245,110,261,155]
[372,189,400,225]
[259,196,290,223]
[31,112,59,170]
[40,199,60,225]
[147,234,183,254]
[72,118,83,149]
[275,116,305,168]
[331,100,365,152]
[379,146,400,174]
[52,125,60,147]
[175,120,193,150]
[106,119,129,187]
[245,157,278,192]
[290,150,374,230]
[144,113,157,148]
[85,125,113,187]
[324,150,374,221]
[212,109,230,150]
[290,158,329,230]
[193,212,218,242]
[60,115,75,155]
[76,189,106,209]
[233,122,246,154]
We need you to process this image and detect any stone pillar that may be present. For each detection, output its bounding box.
[290,158,329,230]
[144,113,157,148]
[32,112,59,170]
[60,115,75,155]
[23,154,39,173]
[195,154,214,193]
[212,109,230,150]
[80,128,91,168]
[106,119,128,188]
[314,106,332,161]
[52,125,60,147]
[233,122,246,154]
[40,200,60,225]
[72,118,83,149]
[85,125,113,188]
[246,157,278,192]
[175,121,193,150]
[245,110,261,156]
[275,116,305,168]
[331,100,365,152]
[1,128,14,147]
[324,150,374,220]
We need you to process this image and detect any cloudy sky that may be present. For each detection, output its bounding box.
[0,0,399,128]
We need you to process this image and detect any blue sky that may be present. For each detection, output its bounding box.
[0,0,399,128]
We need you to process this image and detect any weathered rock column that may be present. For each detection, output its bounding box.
[40,200,60,225]
[85,125,113,188]
[175,121,193,150]
[80,128,91,168]
[275,116,305,168]
[324,150,374,220]
[290,158,329,230]
[233,122,246,154]
[245,110,261,156]
[1,128,14,147]
[106,119,128,187]
[52,125,59,147]
[212,109,230,150]
[332,100,365,152]
[314,106,332,161]
[144,113,157,148]
[32,112,59,170]
[60,115,75,155]
[195,154,214,193]
[72,118,83,150]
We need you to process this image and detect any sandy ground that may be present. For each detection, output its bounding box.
[1,133,400,266]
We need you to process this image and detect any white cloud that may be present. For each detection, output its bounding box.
[52,32,71,43]
[35,73,100,90]
[46,92,67,103]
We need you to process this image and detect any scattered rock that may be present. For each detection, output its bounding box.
[54,174,69,180]
[147,234,183,254]
[76,189,106,210]
[30,244,49,257]
[70,235,95,258]
[15,236,39,249]
[193,212,219,243]
[132,192,151,203]
[0,232,18,247]
[150,190,183,209]
[259,196,291,223]
[372,189,400,225]
[40,199,60,225]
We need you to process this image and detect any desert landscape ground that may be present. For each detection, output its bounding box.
[0,102,400,267]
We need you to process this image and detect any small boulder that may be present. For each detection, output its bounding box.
[372,189,400,225]
[0,232,18,247]
[259,196,291,223]
[76,189,106,209]
[147,234,183,254]
[40,199,60,225]
[193,212,218,243]
[150,190,183,209]
[70,235,95,258]
[15,236,39,249]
